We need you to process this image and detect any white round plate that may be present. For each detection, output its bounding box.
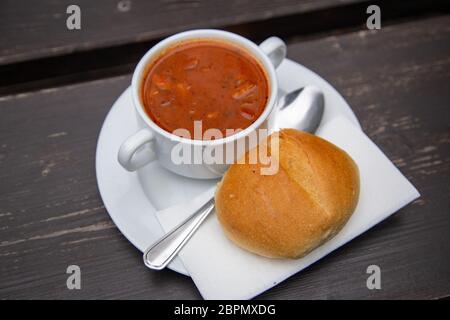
[95,59,361,276]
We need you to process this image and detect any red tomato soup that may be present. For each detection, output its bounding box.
[141,39,269,140]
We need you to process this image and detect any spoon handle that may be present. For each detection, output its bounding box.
[143,198,215,270]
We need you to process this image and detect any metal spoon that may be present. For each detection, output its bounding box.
[143,85,325,271]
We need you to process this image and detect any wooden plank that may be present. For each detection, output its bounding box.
[0,15,449,299]
[0,0,368,66]
[1,0,448,96]
[0,75,201,299]
[259,14,450,299]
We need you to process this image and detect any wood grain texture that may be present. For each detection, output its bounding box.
[0,15,449,299]
[0,0,367,66]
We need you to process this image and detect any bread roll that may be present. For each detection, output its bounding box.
[215,129,359,259]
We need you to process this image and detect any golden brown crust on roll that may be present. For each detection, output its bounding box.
[215,129,360,259]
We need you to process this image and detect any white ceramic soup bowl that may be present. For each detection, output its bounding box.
[118,29,286,179]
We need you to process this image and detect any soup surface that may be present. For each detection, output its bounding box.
[141,39,269,140]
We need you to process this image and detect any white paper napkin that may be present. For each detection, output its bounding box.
[156,116,420,300]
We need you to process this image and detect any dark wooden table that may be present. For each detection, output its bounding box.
[0,0,449,299]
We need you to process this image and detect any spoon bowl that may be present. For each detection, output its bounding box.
[276,85,324,133]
